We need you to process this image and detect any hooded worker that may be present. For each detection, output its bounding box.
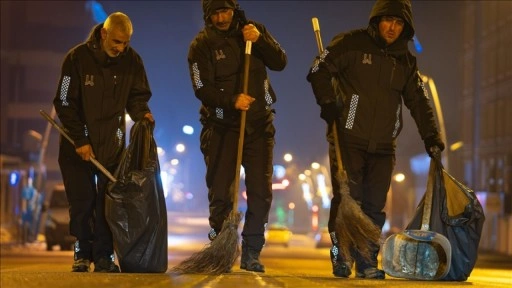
[202,0,239,20]
[188,0,287,272]
[307,0,444,279]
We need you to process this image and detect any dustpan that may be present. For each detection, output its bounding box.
[382,151,452,280]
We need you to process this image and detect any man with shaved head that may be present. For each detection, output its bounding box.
[53,12,154,273]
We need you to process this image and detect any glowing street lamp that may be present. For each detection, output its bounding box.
[157,147,165,157]
[311,162,331,208]
[175,143,185,153]
[182,125,194,135]
[450,141,463,152]
[299,173,314,209]
[288,202,295,227]
[393,173,405,183]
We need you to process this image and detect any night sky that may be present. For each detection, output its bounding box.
[94,1,461,194]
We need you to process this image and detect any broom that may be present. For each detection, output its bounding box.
[311,17,381,263]
[170,40,252,275]
[39,109,117,183]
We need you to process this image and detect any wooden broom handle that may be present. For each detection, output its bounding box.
[233,41,252,210]
[312,18,345,182]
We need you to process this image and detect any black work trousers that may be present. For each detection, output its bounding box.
[58,138,116,262]
[200,117,275,251]
[326,128,395,233]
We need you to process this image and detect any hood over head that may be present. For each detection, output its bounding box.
[202,0,239,21]
[369,0,414,40]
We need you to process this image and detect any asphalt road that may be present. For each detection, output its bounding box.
[1,234,511,288]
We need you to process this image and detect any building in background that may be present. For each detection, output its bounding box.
[1,1,510,254]
[457,0,512,254]
[1,1,94,242]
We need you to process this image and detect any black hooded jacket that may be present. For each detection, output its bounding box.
[53,23,152,166]
[307,0,439,153]
[188,4,287,132]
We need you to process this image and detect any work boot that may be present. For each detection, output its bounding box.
[72,259,90,272]
[353,245,385,279]
[94,254,120,273]
[329,231,352,278]
[71,240,92,272]
[240,240,265,272]
[356,267,385,279]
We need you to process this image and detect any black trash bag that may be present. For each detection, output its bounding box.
[406,156,485,281]
[106,119,168,273]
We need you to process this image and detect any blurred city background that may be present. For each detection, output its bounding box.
[1,0,511,257]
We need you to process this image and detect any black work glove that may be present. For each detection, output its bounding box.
[424,134,445,158]
[320,102,340,125]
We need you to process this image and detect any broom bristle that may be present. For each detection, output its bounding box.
[170,211,242,274]
[335,175,382,263]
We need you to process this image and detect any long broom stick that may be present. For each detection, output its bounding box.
[311,17,381,262]
[170,40,252,275]
[39,109,117,183]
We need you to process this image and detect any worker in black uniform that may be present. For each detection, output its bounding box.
[54,12,154,273]
[188,0,287,272]
[307,0,444,279]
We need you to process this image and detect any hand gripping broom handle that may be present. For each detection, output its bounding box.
[233,41,252,210]
[39,109,117,183]
[312,18,345,178]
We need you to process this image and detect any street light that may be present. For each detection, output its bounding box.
[421,74,449,170]
[175,143,186,153]
[298,173,314,209]
[288,202,295,227]
[182,125,194,135]
[311,162,331,209]
[393,173,405,183]
[450,141,463,152]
